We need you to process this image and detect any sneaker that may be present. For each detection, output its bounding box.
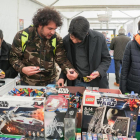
[114,82,119,87]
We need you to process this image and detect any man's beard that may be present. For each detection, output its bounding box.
[40,28,52,39]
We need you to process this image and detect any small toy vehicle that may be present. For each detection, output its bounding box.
[0,69,5,75]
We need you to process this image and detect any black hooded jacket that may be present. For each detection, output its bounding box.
[0,40,18,78]
[120,33,140,94]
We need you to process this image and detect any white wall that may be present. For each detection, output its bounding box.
[59,17,69,38]
[0,0,43,44]
[0,0,69,43]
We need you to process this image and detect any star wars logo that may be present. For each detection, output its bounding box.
[97,97,117,107]
[0,101,9,107]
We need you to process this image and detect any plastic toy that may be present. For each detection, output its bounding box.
[0,69,5,75]
[9,88,45,97]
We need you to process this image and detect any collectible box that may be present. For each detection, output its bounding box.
[82,132,87,140]
[64,108,77,140]
[108,134,113,140]
[113,136,118,140]
[44,111,65,139]
[98,133,103,140]
[87,132,92,140]
[103,134,108,140]
[92,133,98,140]
[82,90,139,137]
[76,133,81,140]
[45,95,68,112]
[0,96,45,137]
[44,95,68,139]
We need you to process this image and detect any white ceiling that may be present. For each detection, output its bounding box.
[31,0,140,29]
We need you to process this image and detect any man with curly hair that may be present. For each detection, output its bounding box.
[10,7,78,86]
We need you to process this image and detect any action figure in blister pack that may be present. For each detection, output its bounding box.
[45,95,68,112]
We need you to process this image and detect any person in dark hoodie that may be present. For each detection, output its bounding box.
[120,21,140,94]
[57,16,111,88]
[0,29,18,78]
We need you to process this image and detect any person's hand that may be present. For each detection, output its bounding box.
[66,69,78,80]
[22,66,41,76]
[57,78,64,87]
[86,71,100,82]
[0,74,5,79]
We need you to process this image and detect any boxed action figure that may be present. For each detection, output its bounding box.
[76,133,81,140]
[44,95,68,139]
[82,90,139,137]
[64,108,77,140]
[92,133,98,140]
[103,134,108,140]
[45,95,68,112]
[44,111,65,139]
[113,136,118,140]
[82,132,87,140]
[87,132,92,140]
[0,96,45,137]
[97,133,103,140]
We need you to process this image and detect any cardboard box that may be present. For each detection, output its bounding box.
[0,96,45,137]
[76,88,121,129]
[44,111,65,139]
[44,95,68,139]
[82,91,139,137]
[64,108,77,140]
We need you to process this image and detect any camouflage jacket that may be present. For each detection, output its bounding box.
[10,26,74,86]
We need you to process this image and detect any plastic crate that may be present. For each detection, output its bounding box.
[0,78,16,96]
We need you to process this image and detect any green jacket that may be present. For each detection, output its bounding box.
[110,34,131,60]
[10,26,74,86]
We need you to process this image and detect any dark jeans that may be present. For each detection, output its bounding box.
[21,80,29,85]
[114,59,122,84]
[21,80,56,86]
[74,79,91,87]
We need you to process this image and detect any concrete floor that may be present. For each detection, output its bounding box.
[108,73,119,89]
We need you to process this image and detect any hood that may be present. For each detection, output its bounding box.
[134,34,140,46]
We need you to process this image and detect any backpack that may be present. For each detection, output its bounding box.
[21,26,57,54]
